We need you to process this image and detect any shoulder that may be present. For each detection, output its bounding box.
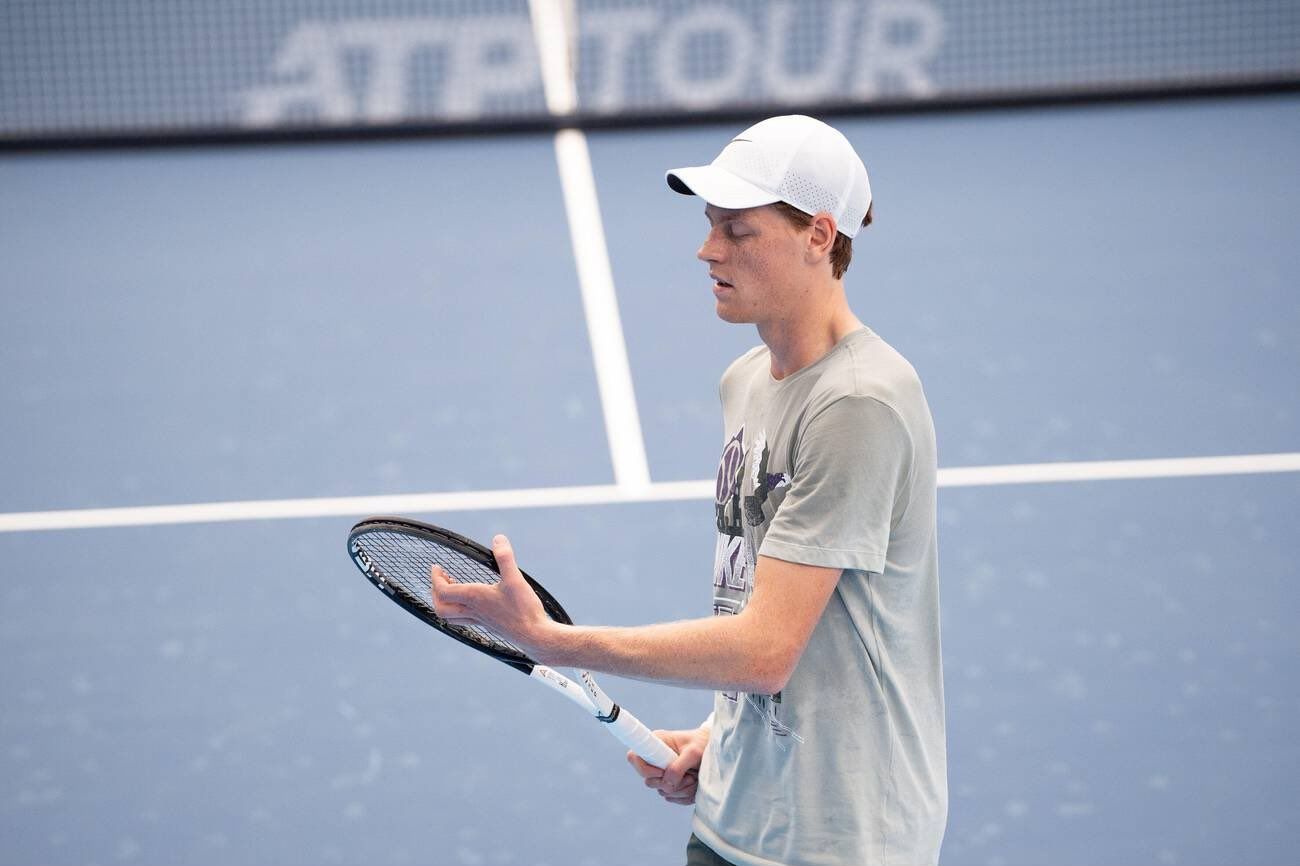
[810,329,925,418]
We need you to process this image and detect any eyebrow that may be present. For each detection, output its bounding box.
[705,206,746,225]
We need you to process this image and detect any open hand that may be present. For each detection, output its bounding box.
[429,534,555,658]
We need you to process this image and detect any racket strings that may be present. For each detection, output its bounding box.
[355,529,527,658]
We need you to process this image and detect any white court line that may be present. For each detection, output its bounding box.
[531,0,652,492]
[553,130,651,491]
[938,452,1300,486]
[1,453,1296,534]
[529,0,578,115]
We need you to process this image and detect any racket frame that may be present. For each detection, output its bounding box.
[349,516,569,674]
[347,516,678,768]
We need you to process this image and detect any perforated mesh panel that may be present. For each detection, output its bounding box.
[778,174,843,220]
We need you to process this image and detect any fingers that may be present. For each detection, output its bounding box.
[628,729,705,795]
[662,780,698,804]
[645,768,697,803]
[626,751,664,782]
[492,534,526,588]
[662,753,697,789]
[658,773,698,805]
[429,564,480,619]
[429,536,546,649]
[626,728,708,807]
[661,733,704,789]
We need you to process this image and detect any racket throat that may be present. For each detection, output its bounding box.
[578,670,619,720]
[526,665,623,721]
[524,666,678,769]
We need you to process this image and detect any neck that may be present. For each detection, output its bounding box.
[758,287,862,380]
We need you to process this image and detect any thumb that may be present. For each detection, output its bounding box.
[491,534,524,586]
[661,742,696,788]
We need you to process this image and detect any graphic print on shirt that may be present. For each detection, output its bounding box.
[712,424,799,743]
[714,425,751,625]
[746,428,790,526]
[715,426,747,540]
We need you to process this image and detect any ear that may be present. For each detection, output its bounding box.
[806,213,838,265]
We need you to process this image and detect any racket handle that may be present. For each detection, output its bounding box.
[606,705,679,769]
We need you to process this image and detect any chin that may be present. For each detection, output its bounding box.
[715,302,752,324]
[715,305,741,323]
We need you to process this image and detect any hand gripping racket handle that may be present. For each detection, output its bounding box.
[606,705,679,769]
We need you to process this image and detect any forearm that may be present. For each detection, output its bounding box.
[534,613,786,694]
[432,541,831,695]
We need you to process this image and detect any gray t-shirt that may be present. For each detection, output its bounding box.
[692,327,947,866]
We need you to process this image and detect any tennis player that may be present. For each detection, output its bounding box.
[431,115,947,866]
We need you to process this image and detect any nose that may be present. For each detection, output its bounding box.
[697,227,723,264]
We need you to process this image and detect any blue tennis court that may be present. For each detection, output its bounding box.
[2,48,1298,866]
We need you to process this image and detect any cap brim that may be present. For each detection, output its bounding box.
[665,165,780,210]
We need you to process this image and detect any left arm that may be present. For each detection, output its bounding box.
[431,535,840,695]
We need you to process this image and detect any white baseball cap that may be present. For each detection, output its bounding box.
[665,115,872,239]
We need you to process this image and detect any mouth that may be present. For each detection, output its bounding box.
[710,273,735,291]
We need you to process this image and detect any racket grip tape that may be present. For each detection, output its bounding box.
[605,705,679,768]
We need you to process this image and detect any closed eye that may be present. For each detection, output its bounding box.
[704,206,754,239]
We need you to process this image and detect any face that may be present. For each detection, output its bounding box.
[697,203,811,325]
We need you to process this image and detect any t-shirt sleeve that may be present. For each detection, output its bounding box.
[758,395,911,573]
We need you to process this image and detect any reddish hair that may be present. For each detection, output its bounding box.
[772,201,873,279]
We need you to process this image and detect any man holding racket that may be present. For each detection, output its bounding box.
[431,115,947,866]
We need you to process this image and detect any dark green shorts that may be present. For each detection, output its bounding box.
[686,833,735,865]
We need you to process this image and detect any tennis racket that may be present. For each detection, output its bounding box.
[347,516,678,769]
